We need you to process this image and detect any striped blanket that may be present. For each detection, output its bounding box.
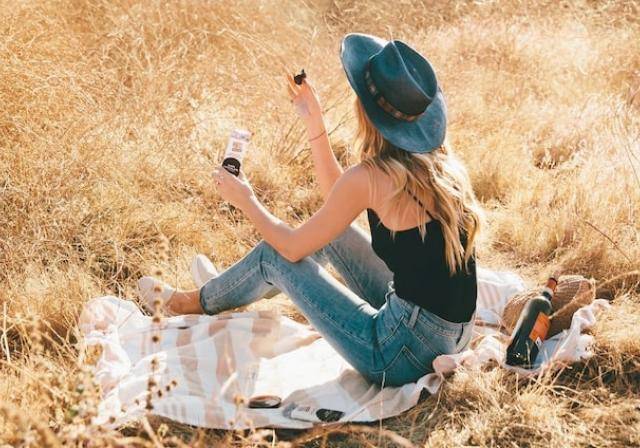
[79,267,609,429]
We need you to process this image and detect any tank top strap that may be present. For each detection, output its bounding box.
[403,185,434,220]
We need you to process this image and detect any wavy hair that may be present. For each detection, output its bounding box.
[353,97,482,275]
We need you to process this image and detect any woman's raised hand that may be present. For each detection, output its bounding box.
[285,71,323,126]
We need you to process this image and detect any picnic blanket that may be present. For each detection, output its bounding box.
[79,267,609,430]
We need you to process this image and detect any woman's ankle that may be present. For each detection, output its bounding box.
[167,290,203,314]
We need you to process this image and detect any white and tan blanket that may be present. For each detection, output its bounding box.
[79,267,609,430]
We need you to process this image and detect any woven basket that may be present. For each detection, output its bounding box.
[502,275,596,337]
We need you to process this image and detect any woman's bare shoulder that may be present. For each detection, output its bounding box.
[342,163,374,184]
[334,163,374,207]
[346,162,387,184]
[344,163,392,210]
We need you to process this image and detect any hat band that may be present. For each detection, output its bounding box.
[364,68,423,122]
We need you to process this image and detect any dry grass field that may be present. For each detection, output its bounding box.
[1,0,639,446]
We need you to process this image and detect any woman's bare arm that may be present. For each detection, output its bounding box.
[306,114,343,200]
[286,73,343,201]
[241,164,369,262]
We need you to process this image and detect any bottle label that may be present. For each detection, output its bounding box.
[224,129,251,162]
[529,312,550,345]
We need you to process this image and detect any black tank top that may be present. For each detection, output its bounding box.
[366,187,477,323]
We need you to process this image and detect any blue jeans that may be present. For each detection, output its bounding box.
[199,223,474,387]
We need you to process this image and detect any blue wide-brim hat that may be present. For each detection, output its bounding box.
[340,33,446,153]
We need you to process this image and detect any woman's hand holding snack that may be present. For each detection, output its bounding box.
[212,167,256,210]
[285,71,325,137]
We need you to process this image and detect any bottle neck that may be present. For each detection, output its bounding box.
[541,275,559,301]
[547,277,558,289]
[541,286,554,301]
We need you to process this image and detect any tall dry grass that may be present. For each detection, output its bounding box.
[0,0,639,446]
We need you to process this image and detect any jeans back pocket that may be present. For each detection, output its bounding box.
[371,345,430,387]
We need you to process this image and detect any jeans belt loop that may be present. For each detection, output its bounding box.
[408,304,420,329]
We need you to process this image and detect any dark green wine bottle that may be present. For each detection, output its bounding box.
[505,274,559,368]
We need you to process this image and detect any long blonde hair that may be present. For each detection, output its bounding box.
[354,97,482,275]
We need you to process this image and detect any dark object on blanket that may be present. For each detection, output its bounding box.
[248,395,282,409]
[294,69,306,85]
[503,275,596,338]
[316,408,344,422]
[505,274,558,367]
[289,404,345,423]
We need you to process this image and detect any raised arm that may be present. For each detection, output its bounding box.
[286,73,343,200]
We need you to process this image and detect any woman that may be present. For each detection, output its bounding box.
[138,33,482,387]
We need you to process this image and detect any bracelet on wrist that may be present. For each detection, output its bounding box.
[308,129,326,142]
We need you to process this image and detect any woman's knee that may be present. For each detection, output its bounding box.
[255,239,323,282]
[255,239,282,260]
[254,239,302,269]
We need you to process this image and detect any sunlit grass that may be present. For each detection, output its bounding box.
[0,0,638,446]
